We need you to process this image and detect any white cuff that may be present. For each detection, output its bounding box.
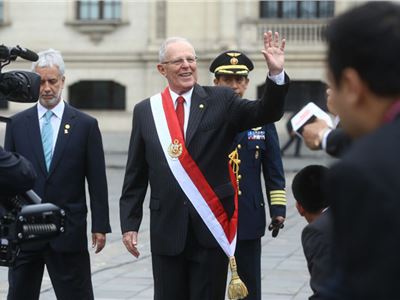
[321,128,333,150]
[268,70,285,85]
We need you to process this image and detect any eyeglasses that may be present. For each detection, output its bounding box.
[162,56,197,66]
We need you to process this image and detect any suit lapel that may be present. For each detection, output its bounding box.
[48,103,77,176]
[186,84,208,147]
[25,106,47,175]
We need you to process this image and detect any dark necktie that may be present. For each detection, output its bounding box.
[176,96,185,138]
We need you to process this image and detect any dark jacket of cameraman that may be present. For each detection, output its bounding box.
[0,146,36,196]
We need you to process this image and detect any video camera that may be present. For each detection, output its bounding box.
[0,45,41,107]
[0,44,65,266]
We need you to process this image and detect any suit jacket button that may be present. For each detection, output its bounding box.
[183,201,187,205]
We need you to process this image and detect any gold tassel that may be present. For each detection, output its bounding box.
[228,150,246,299]
[227,256,248,300]
[228,148,241,186]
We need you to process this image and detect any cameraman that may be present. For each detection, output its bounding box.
[0,146,36,196]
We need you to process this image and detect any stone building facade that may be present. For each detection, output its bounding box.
[0,0,362,131]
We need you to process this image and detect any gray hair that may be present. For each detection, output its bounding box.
[31,48,65,76]
[158,37,195,63]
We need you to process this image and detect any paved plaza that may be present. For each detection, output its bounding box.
[0,130,335,299]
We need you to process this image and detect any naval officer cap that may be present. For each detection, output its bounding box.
[209,50,254,77]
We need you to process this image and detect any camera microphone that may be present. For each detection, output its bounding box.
[9,46,39,62]
[0,45,38,62]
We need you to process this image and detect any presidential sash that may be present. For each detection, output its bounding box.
[150,87,248,299]
[149,87,238,256]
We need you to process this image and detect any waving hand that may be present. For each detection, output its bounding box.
[262,31,286,76]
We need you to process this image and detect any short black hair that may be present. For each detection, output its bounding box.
[326,1,400,97]
[292,165,329,213]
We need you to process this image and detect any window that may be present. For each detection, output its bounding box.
[260,1,334,19]
[282,1,297,19]
[319,1,335,18]
[0,0,3,23]
[69,81,125,110]
[76,0,121,21]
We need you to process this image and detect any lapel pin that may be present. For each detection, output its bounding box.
[64,124,70,134]
[199,104,205,109]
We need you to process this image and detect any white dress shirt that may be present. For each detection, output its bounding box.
[37,100,65,151]
[321,115,340,150]
[169,88,193,138]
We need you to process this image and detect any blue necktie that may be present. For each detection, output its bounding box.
[41,110,54,171]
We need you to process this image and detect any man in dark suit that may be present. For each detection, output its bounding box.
[292,165,331,300]
[322,2,400,299]
[5,49,111,300]
[120,32,289,300]
[210,50,286,300]
[302,88,352,158]
[323,128,351,157]
[0,146,36,197]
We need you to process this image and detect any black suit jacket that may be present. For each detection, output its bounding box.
[120,76,289,256]
[0,147,36,197]
[5,103,111,252]
[325,128,352,158]
[324,116,400,300]
[302,210,332,300]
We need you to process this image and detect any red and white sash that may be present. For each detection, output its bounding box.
[149,87,238,257]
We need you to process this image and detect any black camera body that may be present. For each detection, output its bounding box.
[0,44,65,266]
[0,192,66,266]
[0,44,41,105]
[0,70,41,104]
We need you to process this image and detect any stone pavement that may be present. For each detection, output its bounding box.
[0,130,336,299]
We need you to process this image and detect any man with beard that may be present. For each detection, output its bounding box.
[5,48,111,300]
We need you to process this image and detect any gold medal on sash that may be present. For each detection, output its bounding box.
[168,139,183,159]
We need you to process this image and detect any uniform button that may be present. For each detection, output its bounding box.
[237,159,241,164]
[238,174,242,180]
[237,144,241,149]
[260,202,264,206]
[183,201,187,205]
[238,190,242,196]
[256,145,260,149]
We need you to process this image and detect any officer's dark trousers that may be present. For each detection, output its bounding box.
[235,238,262,300]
